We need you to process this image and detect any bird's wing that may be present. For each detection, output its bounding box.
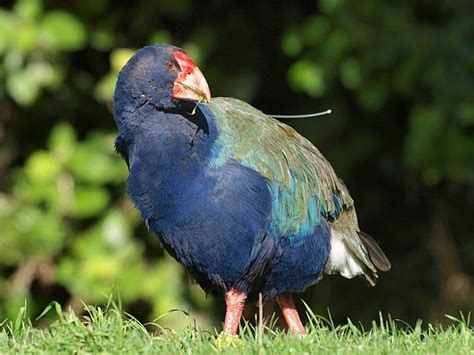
[207,97,385,276]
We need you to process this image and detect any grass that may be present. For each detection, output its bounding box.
[1,301,473,354]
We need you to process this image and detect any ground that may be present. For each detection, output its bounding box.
[1,303,472,354]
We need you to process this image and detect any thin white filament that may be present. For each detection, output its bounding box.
[270,109,332,119]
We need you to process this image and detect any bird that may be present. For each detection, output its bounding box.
[113,44,391,337]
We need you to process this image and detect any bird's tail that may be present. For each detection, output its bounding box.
[358,231,391,271]
[324,226,391,287]
[357,231,391,286]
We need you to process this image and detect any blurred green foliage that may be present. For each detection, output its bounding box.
[0,0,473,329]
[0,0,86,105]
[283,1,474,185]
[0,122,212,327]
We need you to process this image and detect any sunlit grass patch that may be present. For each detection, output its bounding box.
[1,300,472,354]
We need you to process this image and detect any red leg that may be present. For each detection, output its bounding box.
[223,288,247,335]
[276,294,306,336]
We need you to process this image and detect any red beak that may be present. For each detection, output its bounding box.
[172,51,211,103]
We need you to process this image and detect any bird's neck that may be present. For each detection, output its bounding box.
[121,105,219,223]
[118,104,217,179]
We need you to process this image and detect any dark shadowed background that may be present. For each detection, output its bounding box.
[0,0,473,330]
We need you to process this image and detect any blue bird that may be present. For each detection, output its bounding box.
[113,44,391,336]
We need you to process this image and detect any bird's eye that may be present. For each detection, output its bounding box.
[165,61,179,72]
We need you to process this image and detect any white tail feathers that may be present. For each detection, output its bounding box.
[324,229,365,278]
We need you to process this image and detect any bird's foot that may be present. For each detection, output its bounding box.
[214,333,243,349]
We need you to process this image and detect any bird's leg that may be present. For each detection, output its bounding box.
[276,294,306,336]
[223,288,247,335]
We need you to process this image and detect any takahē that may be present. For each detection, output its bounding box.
[113,44,391,336]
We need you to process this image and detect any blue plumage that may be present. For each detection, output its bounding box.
[264,219,331,299]
[116,93,330,300]
[114,44,390,335]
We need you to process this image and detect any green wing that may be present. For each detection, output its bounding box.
[208,97,377,274]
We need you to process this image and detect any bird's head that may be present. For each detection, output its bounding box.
[114,44,211,116]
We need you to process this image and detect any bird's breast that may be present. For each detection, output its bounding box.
[123,115,216,224]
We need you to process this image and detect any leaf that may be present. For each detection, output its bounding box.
[101,210,131,249]
[403,106,444,170]
[0,10,13,54]
[13,0,42,21]
[6,69,40,106]
[282,29,303,57]
[25,151,61,183]
[13,305,26,333]
[67,142,126,184]
[36,301,63,320]
[48,123,77,161]
[340,58,362,89]
[94,73,116,103]
[110,48,135,72]
[302,16,330,45]
[39,11,86,51]
[319,0,344,14]
[288,60,325,97]
[72,186,110,218]
[457,102,474,126]
[90,28,116,51]
[149,30,172,46]
[16,22,38,52]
